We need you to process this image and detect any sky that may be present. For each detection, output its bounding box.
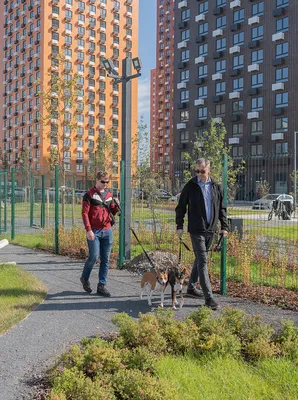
[138,0,157,132]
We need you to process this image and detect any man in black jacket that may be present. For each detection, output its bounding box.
[175,158,228,310]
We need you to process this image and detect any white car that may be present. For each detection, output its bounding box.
[252,194,294,210]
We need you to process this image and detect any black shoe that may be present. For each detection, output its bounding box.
[97,284,111,297]
[205,297,219,310]
[186,288,204,298]
[80,277,92,293]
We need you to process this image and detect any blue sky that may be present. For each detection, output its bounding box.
[138,0,157,131]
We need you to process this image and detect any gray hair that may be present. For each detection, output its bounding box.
[196,158,210,167]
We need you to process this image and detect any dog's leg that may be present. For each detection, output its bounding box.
[179,290,184,309]
[148,287,153,306]
[172,287,177,310]
[160,289,164,308]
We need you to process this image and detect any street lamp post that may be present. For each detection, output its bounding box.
[294,131,297,217]
[103,57,142,265]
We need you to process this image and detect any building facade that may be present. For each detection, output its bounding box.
[150,0,175,191]
[0,0,138,190]
[173,0,297,198]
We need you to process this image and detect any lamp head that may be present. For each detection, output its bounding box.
[132,57,142,72]
[102,58,116,74]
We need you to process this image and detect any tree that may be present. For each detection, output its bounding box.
[39,54,81,186]
[183,118,245,202]
[17,147,31,187]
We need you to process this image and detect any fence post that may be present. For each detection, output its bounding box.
[30,174,34,227]
[4,171,7,232]
[118,160,125,269]
[41,174,45,228]
[55,165,59,254]
[220,154,228,296]
[11,168,15,241]
[72,173,76,226]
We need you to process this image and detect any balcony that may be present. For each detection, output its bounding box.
[247,111,259,119]
[229,45,240,54]
[271,132,284,141]
[272,32,285,42]
[229,138,240,145]
[229,91,240,99]
[212,29,223,37]
[248,63,259,72]
[248,16,260,25]
[177,82,187,89]
[212,73,222,81]
[195,56,205,64]
[178,1,188,9]
[177,123,186,129]
[272,82,284,91]
[230,0,241,8]
[177,41,187,49]
[195,14,205,22]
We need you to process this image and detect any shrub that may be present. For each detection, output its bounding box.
[274,320,298,363]
[187,306,213,327]
[112,368,179,400]
[121,346,157,374]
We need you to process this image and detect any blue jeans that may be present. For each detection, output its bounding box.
[81,228,113,286]
[188,234,214,300]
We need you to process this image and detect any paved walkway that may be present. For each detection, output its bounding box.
[0,244,297,400]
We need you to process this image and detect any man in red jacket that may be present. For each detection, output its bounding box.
[80,171,120,297]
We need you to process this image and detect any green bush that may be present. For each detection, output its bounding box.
[121,346,157,374]
[112,368,179,400]
[274,320,298,362]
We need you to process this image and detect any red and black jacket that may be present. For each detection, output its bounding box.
[82,187,119,232]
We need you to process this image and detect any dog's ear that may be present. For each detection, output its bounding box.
[182,268,187,275]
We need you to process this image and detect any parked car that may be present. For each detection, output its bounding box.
[138,189,172,201]
[168,192,181,202]
[252,194,294,210]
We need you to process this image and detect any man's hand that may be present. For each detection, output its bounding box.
[113,198,120,207]
[87,230,95,241]
[177,229,183,238]
[220,230,228,237]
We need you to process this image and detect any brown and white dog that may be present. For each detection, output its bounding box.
[140,269,168,307]
[167,267,186,309]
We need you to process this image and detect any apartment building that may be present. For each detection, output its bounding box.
[173,0,297,197]
[150,0,175,189]
[0,0,138,190]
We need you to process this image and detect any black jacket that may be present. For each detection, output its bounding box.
[175,177,229,235]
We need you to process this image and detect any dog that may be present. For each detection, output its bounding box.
[167,267,186,309]
[140,269,168,307]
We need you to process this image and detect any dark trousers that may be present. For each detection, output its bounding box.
[188,234,214,300]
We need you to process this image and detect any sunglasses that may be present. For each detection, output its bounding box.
[100,180,109,184]
[196,169,207,174]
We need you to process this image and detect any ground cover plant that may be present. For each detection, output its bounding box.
[0,263,47,334]
[41,308,298,399]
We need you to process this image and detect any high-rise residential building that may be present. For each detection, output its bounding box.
[173,0,297,198]
[0,0,138,191]
[150,0,175,190]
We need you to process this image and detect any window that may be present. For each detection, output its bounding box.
[215,104,225,117]
[275,92,288,108]
[233,55,244,69]
[275,142,288,154]
[198,86,208,98]
[276,17,289,33]
[216,0,226,5]
[276,67,288,82]
[252,49,263,64]
[216,16,226,29]
[216,81,226,95]
[216,37,226,51]
[251,97,263,111]
[251,73,263,88]
[180,110,189,122]
[199,1,208,14]
[216,59,226,73]
[275,117,288,132]
[199,22,208,36]
[233,77,244,91]
[180,131,189,143]
[276,42,288,58]
[198,64,208,77]
[252,1,264,16]
[233,32,244,45]
[251,144,263,156]
[232,100,244,114]
[198,107,207,120]
[181,9,190,21]
[198,44,208,56]
[181,29,190,41]
[233,9,244,23]
[252,25,263,40]
[180,90,189,103]
[251,120,263,135]
[276,0,289,8]
[181,50,189,61]
[232,123,243,136]
[180,70,189,82]
[232,146,243,158]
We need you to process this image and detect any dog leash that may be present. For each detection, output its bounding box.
[178,237,191,272]
[130,226,159,272]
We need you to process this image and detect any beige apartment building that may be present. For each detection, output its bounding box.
[0,0,138,190]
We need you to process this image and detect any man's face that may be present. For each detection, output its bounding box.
[195,163,210,183]
[95,177,109,191]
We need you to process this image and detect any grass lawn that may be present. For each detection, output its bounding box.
[0,263,47,335]
[257,225,298,242]
[156,355,298,400]
[0,232,53,249]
